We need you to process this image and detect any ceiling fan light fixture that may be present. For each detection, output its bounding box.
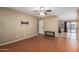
[39,12,45,16]
[40,7,44,12]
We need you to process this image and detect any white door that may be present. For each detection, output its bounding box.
[39,19,44,34]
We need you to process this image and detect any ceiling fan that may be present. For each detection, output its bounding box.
[33,7,52,16]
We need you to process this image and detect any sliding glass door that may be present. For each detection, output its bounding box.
[70,22,77,33]
[67,22,77,33]
[67,22,77,40]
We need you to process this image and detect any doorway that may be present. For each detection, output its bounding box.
[67,22,77,40]
[67,22,77,33]
[38,19,44,34]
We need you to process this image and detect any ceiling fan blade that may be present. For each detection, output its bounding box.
[33,10,39,12]
[45,10,52,12]
[45,13,47,14]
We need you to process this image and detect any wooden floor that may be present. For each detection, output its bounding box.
[0,34,79,52]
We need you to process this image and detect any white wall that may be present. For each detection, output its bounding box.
[44,16,58,37]
[0,8,38,44]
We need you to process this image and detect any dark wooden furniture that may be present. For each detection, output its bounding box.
[45,31,55,37]
[64,21,67,32]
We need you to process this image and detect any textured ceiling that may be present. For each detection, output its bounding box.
[9,7,78,20]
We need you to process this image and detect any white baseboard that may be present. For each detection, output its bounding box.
[0,34,38,46]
